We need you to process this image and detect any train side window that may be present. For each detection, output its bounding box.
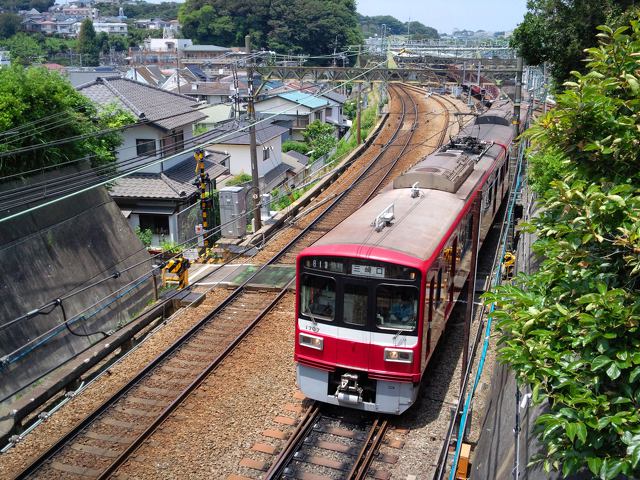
[343,283,368,326]
[436,268,443,308]
[428,278,435,323]
[300,273,335,320]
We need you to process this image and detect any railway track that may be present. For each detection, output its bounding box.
[11,84,453,479]
[265,405,390,480]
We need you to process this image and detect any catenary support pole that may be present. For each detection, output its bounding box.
[246,34,262,232]
[512,57,523,137]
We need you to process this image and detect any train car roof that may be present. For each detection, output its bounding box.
[310,187,465,263]
[306,101,515,265]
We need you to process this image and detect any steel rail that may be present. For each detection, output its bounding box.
[348,417,389,480]
[96,283,293,479]
[12,84,429,479]
[263,404,321,478]
[12,84,407,480]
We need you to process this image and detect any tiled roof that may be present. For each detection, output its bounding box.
[109,154,229,200]
[284,150,309,166]
[207,121,288,146]
[277,91,329,109]
[77,77,206,131]
[321,90,347,104]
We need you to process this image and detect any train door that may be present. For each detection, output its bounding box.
[429,266,445,353]
[448,237,458,305]
[421,277,435,370]
[335,280,371,371]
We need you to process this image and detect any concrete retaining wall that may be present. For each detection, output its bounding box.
[0,187,154,403]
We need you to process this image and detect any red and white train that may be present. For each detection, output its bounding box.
[294,99,516,414]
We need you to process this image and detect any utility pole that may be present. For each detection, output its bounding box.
[176,46,181,94]
[246,34,262,232]
[513,56,523,137]
[356,44,362,145]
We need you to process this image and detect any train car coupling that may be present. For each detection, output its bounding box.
[335,372,364,404]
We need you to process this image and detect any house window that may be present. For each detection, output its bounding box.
[314,111,322,121]
[139,214,169,235]
[161,130,184,157]
[263,147,270,161]
[136,139,156,156]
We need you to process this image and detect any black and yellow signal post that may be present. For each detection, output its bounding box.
[162,256,190,289]
[195,148,214,255]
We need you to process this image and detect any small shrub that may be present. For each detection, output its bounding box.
[134,226,153,247]
[227,172,252,186]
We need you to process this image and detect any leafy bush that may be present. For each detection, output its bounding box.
[282,140,309,154]
[485,16,640,479]
[134,227,153,247]
[226,172,251,186]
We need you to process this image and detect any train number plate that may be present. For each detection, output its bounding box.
[352,264,385,278]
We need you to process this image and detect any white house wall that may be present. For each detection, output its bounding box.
[218,135,283,177]
[255,97,312,116]
[118,123,196,174]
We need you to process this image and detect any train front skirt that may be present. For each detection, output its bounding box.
[297,364,419,414]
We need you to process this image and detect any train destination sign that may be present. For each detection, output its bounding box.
[352,264,386,278]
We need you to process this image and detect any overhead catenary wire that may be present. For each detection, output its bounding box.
[0,58,389,224]
[2,82,456,334]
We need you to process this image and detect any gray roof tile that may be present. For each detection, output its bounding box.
[77,77,206,131]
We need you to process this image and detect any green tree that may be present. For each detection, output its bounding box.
[77,19,99,66]
[486,13,640,479]
[0,13,21,39]
[179,0,361,57]
[0,65,134,177]
[303,120,336,160]
[510,0,637,86]
[0,32,44,65]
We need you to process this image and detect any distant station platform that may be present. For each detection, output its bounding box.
[189,263,296,290]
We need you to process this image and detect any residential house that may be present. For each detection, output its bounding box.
[166,81,245,105]
[93,22,127,35]
[206,120,292,193]
[129,38,192,67]
[61,6,96,19]
[124,65,167,87]
[66,67,120,87]
[264,80,350,137]
[160,68,199,92]
[77,77,227,244]
[180,45,232,63]
[109,149,229,246]
[254,91,330,141]
[0,51,10,66]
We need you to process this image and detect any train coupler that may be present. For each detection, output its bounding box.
[335,373,364,404]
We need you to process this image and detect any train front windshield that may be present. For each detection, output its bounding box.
[300,257,420,332]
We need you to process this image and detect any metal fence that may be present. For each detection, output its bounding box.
[175,202,202,246]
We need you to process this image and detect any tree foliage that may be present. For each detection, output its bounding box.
[0,0,54,13]
[486,13,640,478]
[0,32,44,65]
[179,0,362,57]
[0,65,134,177]
[77,19,99,66]
[358,14,438,40]
[510,0,637,86]
[303,120,336,160]
[0,13,21,39]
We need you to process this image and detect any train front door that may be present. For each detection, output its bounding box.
[335,282,371,370]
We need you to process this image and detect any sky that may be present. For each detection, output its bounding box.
[356,0,529,35]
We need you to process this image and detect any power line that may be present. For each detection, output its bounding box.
[0,58,388,224]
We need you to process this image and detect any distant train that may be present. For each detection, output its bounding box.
[294,99,516,414]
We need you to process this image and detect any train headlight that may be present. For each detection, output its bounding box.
[299,333,323,351]
[384,348,413,363]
